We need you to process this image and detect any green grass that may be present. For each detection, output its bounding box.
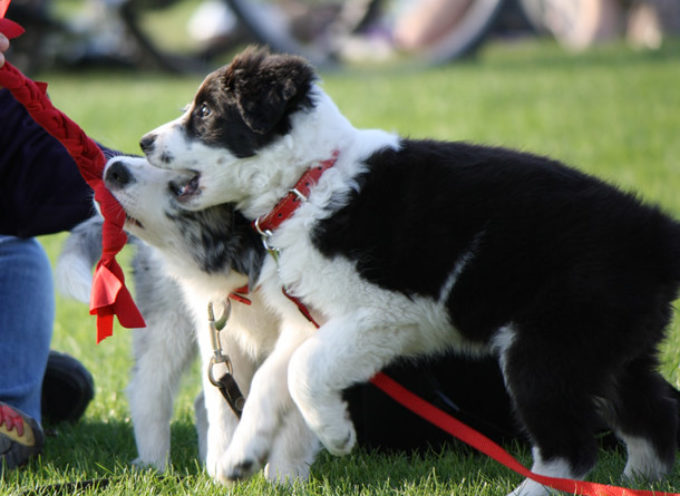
[4,38,680,495]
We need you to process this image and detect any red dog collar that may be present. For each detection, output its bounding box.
[228,285,252,305]
[253,150,339,235]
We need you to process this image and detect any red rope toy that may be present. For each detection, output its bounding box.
[0,0,145,342]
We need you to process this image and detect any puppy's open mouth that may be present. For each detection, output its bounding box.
[169,172,201,202]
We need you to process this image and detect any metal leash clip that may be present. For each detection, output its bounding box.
[253,216,279,260]
[207,299,232,385]
[206,299,245,417]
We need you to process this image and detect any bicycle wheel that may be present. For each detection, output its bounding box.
[118,0,253,73]
[225,0,507,67]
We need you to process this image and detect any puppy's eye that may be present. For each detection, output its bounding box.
[199,103,211,118]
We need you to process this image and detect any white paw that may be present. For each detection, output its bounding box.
[315,416,356,456]
[264,460,310,484]
[131,457,166,472]
[205,448,222,479]
[507,478,552,496]
[216,438,268,483]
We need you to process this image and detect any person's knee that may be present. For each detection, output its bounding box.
[0,236,55,327]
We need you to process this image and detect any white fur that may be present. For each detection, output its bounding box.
[490,325,517,393]
[55,250,94,303]
[620,435,668,481]
[508,448,581,496]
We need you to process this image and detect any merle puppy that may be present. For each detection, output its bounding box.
[139,47,680,495]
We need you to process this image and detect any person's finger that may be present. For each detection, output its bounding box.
[0,34,8,67]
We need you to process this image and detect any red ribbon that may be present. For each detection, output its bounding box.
[0,2,145,342]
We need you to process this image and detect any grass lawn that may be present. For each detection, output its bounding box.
[3,38,680,495]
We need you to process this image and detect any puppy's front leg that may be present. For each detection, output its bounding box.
[196,318,256,478]
[264,406,320,483]
[288,312,411,456]
[218,324,313,483]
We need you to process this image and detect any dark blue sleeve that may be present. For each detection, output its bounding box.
[0,89,120,237]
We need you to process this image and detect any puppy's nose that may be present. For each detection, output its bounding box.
[139,134,156,154]
[105,160,135,189]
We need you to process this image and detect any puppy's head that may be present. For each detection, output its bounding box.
[103,155,264,281]
[140,46,317,210]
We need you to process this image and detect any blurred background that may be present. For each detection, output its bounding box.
[3,2,680,491]
[6,0,680,75]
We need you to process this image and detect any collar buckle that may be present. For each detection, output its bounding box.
[289,187,308,202]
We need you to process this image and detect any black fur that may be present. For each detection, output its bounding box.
[186,47,316,158]
[165,204,265,286]
[314,138,680,474]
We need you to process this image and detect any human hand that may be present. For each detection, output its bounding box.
[0,33,8,68]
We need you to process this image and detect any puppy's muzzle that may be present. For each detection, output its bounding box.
[105,160,136,190]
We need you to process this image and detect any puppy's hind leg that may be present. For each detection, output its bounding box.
[604,354,678,481]
[497,327,601,496]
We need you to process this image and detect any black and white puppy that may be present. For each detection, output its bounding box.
[139,47,680,495]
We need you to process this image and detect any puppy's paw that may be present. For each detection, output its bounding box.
[205,450,222,479]
[315,418,356,456]
[226,458,260,482]
[507,478,552,496]
[264,460,311,484]
[216,443,267,483]
[131,457,166,472]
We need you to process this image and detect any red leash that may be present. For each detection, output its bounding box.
[370,373,679,496]
[253,153,680,496]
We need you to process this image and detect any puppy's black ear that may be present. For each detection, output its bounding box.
[228,47,316,135]
[232,232,266,290]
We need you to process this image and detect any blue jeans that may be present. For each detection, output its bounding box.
[0,235,54,423]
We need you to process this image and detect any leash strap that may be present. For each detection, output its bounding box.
[214,372,245,418]
[369,373,676,496]
[282,288,321,328]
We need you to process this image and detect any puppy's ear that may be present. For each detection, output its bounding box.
[228,207,267,289]
[229,48,316,135]
[233,233,266,291]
